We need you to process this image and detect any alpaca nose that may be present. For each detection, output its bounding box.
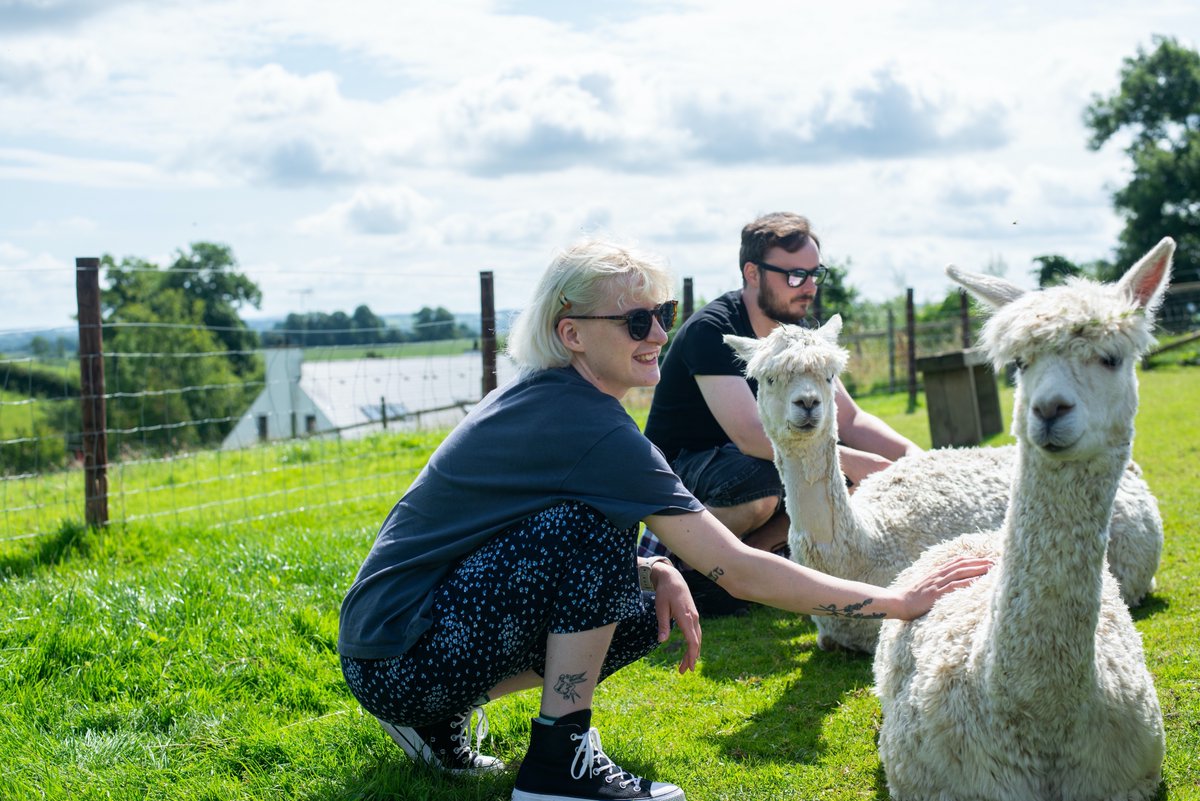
[793,396,820,411]
[1033,396,1075,423]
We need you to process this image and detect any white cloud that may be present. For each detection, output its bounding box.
[678,69,1009,166]
[0,0,128,32]
[642,202,734,245]
[1,0,1198,330]
[0,242,29,260]
[440,208,557,246]
[418,62,679,175]
[0,245,73,332]
[174,64,376,187]
[24,215,98,236]
[0,38,106,95]
[296,186,433,236]
[398,60,1012,176]
[0,147,187,188]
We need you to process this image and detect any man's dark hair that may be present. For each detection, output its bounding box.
[738,212,821,282]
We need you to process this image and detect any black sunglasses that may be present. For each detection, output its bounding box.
[754,261,829,287]
[564,300,679,341]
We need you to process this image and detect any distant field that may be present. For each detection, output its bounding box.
[301,338,488,362]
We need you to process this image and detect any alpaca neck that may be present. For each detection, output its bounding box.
[986,443,1129,719]
[779,435,861,549]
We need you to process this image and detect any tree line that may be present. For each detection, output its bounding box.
[260,305,474,348]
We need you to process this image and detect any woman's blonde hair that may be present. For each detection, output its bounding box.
[507,238,674,377]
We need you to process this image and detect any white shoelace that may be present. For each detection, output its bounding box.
[569,727,643,790]
[450,705,489,757]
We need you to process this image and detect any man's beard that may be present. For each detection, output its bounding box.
[757,278,813,325]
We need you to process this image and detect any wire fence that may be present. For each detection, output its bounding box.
[3,267,1197,551]
[1,337,518,547]
[0,313,961,548]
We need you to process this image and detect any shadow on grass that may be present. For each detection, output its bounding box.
[314,761,516,801]
[872,757,891,800]
[323,748,684,801]
[640,604,838,682]
[646,606,879,768]
[0,520,93,577]
[706,643,874,767]
[1131,592,1170,622]
[869,741,1170,801]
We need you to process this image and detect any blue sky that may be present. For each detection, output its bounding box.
[2,0,1198,333]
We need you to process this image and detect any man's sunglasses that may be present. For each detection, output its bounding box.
[754,261,829,287]
[564,300,679,341]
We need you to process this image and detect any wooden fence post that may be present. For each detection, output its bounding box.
[480,271,497,397]
[887,306,896,393]
[960,290,972,349]
[76,257,108,528]
[906,288,917,413]
[682,277,694,322]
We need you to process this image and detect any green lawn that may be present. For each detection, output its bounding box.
[0,367,1196,800]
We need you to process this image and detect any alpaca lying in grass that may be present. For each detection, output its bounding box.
[723,317,1163,653]
[873,238,1171,801]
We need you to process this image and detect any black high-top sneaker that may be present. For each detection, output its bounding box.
[378,705,504,774]
[511,709,685,800]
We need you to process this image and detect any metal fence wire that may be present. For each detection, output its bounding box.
[3,266,1196,549]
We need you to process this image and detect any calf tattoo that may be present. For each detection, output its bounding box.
[554,671,587,703]
[706,566,725,583]
[814,598,886,619]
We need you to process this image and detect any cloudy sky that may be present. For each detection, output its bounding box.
[2,0,1197,334]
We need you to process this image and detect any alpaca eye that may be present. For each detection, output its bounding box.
[763,376,774,386]
[1101,354,1124,369]
[1013,358,1028,372]
[826,374,834,384]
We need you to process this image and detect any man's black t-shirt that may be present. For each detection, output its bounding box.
[645,290,758,462]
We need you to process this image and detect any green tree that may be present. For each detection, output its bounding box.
[160,243,262,375]
[413,306,460,341]
[815,257,862,324]
[104,293,246,451]
[1032,254,1084,287]
[351,304,385,344]
[100,243,264,453]
[1086,35,1200,328]
[265,305,404,347]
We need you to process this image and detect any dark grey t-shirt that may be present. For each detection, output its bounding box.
[338,366,704,659]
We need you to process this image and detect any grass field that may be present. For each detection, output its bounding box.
[301,338,485,361]
[0,366,1196,800]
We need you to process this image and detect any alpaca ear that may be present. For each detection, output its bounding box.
[819,314,843,343]
[1117,236,1174,314]
[945,265,1026,309]
[723,334,761,364]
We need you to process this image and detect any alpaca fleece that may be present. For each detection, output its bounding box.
[873,237,1171,801]
[723,319,1162,654]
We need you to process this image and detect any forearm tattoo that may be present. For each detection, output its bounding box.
[553,671,587,704]
[814,598,886,619]
[706,566,725,583]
